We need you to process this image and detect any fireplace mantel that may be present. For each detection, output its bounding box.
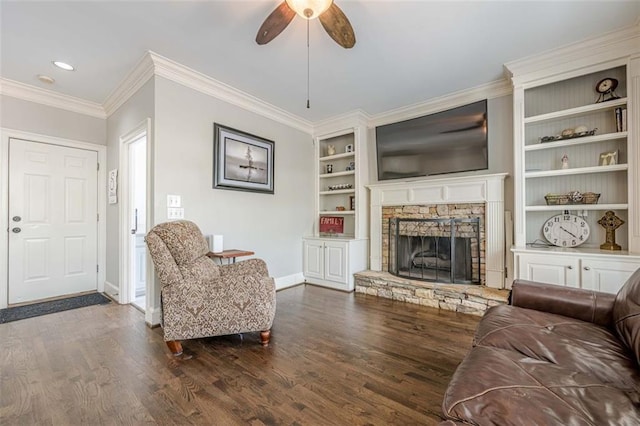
[367,173,508,289]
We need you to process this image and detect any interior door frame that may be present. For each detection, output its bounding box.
[118,119,155,322]
[0,128,107,309]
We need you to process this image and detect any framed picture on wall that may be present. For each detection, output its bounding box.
[213,124,275,194]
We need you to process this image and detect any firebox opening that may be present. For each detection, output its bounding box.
[389,217,480,284]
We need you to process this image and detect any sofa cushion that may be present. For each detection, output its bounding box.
[442,345,640,425]
[474,304,640,397]
[613,268,640,365]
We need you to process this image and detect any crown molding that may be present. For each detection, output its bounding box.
[312,109,371,136]
[367,79,512,129]
[147,51,313,134]
[0,78,106,119]
[103,53,155,117]
[505,21,640,87]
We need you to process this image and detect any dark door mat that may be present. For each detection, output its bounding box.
[0,292,111,324]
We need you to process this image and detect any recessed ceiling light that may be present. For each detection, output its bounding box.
[52,61,75,71]
[37,74,55,84]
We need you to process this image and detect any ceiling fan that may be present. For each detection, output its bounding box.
[256,0,356,48]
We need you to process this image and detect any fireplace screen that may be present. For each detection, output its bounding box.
[388,217,480,284]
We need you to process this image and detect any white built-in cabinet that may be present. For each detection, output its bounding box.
[303,237,367,291]
[508,38,640,294]
[303,124,369,292]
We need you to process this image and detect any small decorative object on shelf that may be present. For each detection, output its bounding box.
[349,195,355,210]
[326,164,333,174]
[345,144,354,153]
[336,206,345,211]
[561,153,569,169]
[345,161,355,171]
[545,191,600,205]
[598,211,624,250]
[595,77,620,103]
[539,128,597,143]
[326,144,336,156]
[599,150,618,166]
[319,216,344,234]
[543,210,590,247]
[328,183,353,191]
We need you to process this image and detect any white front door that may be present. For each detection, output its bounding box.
[8,139,98,304]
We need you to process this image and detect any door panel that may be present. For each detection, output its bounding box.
[8,139,98,304]
[325,242,347,284]
[303,241,324,280]
[518,254,579,287]
[581,259,640,293]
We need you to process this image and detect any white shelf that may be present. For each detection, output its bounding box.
[525,164,627,178]
[319,152,355,161]
[524,98,627,123]
[319,189,356,195]
[525,204,628,212]
[319,210,355,215]
[319,170,355,178]
[524,132,627,152]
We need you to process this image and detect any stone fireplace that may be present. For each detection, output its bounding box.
[367,173,507,288]
[354,173,509,315]
[385,207,484,284]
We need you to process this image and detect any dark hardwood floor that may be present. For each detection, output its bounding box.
[0,284,480,425]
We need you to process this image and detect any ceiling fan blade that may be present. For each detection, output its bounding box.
[319,3,356,49]
[256,2,296,45]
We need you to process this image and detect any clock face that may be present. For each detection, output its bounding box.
[596,77,618,94]
[543,213,590,247]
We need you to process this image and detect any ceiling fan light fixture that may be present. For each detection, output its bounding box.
[285,0,332,19]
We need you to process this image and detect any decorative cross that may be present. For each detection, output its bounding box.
[597,211,625,250]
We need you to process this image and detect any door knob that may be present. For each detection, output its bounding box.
[567,265,573,270]
[12,216,21,222]
[11,227,21,233]
[584,266,591,271]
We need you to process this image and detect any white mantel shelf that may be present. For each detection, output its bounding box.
[367,173,508,289]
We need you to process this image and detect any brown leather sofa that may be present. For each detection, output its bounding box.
[441,268,640,425]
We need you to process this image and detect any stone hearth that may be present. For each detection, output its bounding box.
[355,270,509,316]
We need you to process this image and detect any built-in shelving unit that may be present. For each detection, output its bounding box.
[508,46,640,294]
[303,126,369,292]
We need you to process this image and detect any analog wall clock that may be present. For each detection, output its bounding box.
[543,211,590,247]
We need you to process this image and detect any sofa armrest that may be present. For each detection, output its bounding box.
[510,279,615,327]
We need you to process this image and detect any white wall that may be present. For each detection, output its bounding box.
[105,78,155,296]
[1,95,106,144]
[154,76,314,282]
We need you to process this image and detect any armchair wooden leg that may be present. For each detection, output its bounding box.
[260,330,271,346]
[166,340,183,356]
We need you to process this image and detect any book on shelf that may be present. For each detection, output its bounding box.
[614,107,627,132]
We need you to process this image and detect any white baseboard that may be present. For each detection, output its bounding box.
[275,273,305,291]
[103,280,120,303]
[146,306,162,327]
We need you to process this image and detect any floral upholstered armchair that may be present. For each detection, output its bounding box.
[146,220,276,356]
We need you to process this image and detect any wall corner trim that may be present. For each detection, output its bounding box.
[275,273,305,291]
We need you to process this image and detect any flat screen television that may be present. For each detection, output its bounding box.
[376,99,488,181]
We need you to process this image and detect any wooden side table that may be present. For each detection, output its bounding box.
[207,249,254,264]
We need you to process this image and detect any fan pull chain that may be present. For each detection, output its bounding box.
[306,18,310,109]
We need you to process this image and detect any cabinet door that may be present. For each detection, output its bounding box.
[581,259,640,294]
[303,240,324,280]
[517,254,579,287]
[324,241,348,284]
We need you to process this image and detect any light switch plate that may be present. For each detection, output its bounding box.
[167,195,181,208]
[167,207,184,220]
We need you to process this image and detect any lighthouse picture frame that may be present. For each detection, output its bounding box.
[213,123,275,194]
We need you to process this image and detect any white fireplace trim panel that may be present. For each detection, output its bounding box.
[367,173,508,289]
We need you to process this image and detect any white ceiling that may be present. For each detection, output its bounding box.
[1,1,639,123]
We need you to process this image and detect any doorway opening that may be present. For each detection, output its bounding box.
[119,120,150,314]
